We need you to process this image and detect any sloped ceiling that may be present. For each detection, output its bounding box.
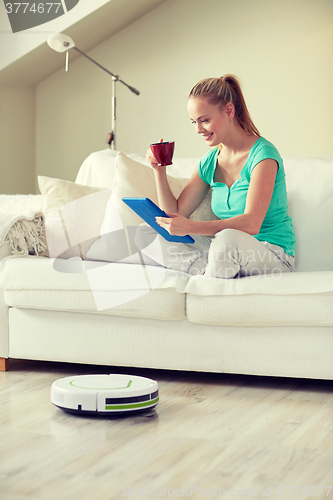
[0,0,168,86]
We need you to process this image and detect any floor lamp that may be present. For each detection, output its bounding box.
[47,34,140,150]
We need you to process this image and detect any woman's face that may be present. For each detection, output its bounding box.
[187,96,232,147]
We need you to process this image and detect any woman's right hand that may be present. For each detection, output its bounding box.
[146,138,164,170]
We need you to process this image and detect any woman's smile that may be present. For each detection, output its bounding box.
[202,132,213,141]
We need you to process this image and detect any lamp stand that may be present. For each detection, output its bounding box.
[106,76,117,150]
[48,35,140,151]
[72,47,124,150]
[111,75,117,150]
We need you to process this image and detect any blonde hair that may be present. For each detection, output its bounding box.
[189,75,260,137]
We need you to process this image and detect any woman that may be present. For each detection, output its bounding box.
[142,75,296,278]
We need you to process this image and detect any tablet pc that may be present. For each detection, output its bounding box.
[122,197,195,244]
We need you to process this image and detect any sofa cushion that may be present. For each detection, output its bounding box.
[185,271,333,326]
[74,149,199,187]
[284,157,333,272]
[75,149,119,187]
[1,256,188,320]
[38,176,112,259]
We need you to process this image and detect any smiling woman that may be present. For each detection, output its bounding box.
[141,74,296,279]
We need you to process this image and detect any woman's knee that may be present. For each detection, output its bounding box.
[212,228,244,249]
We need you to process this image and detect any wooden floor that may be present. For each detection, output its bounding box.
[0,360,333,500]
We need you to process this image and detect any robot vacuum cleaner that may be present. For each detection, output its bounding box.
[51,374,159,416]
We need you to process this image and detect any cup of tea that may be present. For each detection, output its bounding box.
[150,141,175,166]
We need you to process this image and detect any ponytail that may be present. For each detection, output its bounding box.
[189,75,260,137]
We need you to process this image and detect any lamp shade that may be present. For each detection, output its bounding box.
[47,34,75,53]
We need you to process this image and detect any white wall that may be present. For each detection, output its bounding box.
[36,0,333,184]
[0,84,35,194]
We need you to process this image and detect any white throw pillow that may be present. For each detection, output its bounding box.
[38,175,112,258]
[85,193,142,263]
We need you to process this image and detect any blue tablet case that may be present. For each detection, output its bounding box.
[122,197,195,244]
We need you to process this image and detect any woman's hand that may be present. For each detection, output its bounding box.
[146,138,164,170]
[155,213,193,236]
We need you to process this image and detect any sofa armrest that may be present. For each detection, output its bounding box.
[0,285,9,360]
[0,243,11,261]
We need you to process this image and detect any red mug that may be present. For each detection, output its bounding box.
[150,141,175,166]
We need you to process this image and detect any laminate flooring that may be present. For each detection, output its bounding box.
[0,360,333,500]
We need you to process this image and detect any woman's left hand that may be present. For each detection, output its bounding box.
[155,213,193,236]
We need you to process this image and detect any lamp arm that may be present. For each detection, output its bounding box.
[72,47,116,78]
[72,47,140,95]
[119,80,140,95]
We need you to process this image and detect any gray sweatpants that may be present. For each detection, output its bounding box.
[133,226,295,279]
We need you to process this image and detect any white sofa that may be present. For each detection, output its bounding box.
[1,149,333,379]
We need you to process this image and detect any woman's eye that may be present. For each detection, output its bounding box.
[191,119,208,124]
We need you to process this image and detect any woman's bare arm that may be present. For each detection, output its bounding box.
[147,142,209,216]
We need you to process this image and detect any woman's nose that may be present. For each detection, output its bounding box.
[196,123,204,134]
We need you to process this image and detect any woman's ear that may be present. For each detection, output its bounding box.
[225,102,235,119]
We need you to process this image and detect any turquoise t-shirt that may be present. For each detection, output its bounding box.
[198,137,296,256]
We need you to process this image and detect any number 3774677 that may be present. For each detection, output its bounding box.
[5,3,62,14]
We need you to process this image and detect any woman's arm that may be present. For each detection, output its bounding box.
[156,159,278,236]
[147,142,209,215]
[153,166,178,213]
[177,169,210,217]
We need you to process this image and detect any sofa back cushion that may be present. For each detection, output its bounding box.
[75,149,119,188]
[75,149,198,186]
[284,157,333,272]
